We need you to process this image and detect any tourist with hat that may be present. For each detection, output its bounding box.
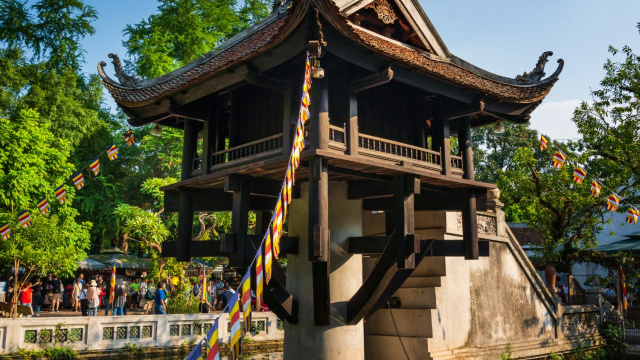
[86,280,100,316]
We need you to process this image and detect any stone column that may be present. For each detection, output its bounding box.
[284,182,365,359]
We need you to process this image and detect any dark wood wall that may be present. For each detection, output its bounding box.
[229,84,285,147]
[357,82,426,147]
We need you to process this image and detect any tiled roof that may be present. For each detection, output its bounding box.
[350,27,561,103]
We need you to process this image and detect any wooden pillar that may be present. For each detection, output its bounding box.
[431,106,451,176]
[308,157,329,325]
[177,190,193,262]
[202,102,217,174]
[458,117,474,180]
[282,88,292,157]
[309,77,329,151]
[348,91,358,155]
[462,188,479,260]
[181,119,198,181]
[393,175,418,269]
[225,175,250,268]
[214,103,227,153]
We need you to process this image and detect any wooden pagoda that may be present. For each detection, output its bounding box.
[100,0,562,357]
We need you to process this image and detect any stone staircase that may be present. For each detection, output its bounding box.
[363,257,447,360]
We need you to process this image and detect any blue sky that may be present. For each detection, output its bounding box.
[83,0,640,140]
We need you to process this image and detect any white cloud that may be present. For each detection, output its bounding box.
[528,99,582,141]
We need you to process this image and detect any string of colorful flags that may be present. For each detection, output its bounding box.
[539,134,639,225]
[0,130,135,241]
[184,54,312,360]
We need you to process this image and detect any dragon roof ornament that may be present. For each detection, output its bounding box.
[516,51,558,85]
[98,53,141,87]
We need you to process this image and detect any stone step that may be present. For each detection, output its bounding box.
[364,308,433,338]
[412,256,447,277]
[393,287,437,309]
[401,276,441,288]
[364,334,432,360]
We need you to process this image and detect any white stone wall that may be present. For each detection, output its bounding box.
[0,311,283,352]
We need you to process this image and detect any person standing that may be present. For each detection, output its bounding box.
[130,278,140,310]
[72,279,82,312]
[139,278,149,301]
[50,275,62,312]
[77,273,85,286]
[19,282,33,316]
[154,282,167,315]
[79,284,89,316]
[86,280,100,316]
[112,281,127,316]
[32,281,43,316]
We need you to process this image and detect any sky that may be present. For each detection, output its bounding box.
[82,0,640,141]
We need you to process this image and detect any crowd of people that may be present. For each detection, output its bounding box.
[10,273,159,317]
[9,272,270,317]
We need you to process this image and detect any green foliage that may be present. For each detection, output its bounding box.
[499,343,514,360]
[602,324,627,357]
[4,346,77,360]
[123,0,271,79]
[166,282,200,314]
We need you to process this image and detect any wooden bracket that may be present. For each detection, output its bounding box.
[350,67,393,93]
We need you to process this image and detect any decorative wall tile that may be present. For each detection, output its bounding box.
[203,323,211,334]
[142,325,153,338]
[55,328,68,343]
[24,330,37,344]
[69,328,83,342]
[193,323,202,335]
[39,329,52,343]
[169,325,179,337]
[103,327,114,341]
[129,326,140,339]
[181,324,191,336]
[276,319,284,330]
[116,327,127,340]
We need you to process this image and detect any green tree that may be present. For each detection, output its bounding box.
[0,109,91,318]
[123,0,271,78]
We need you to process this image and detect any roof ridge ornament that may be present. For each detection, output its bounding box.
[101,53,141,87]
[274,0,292,14]
[516,51,555,85]
[364,0,397,25]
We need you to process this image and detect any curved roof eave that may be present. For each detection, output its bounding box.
[99,0,563,118]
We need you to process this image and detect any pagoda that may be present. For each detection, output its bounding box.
[99,0,578,358]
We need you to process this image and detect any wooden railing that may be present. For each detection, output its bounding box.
[191,154,203,175]
[358,133,441,169]
[211,133,283,167]
[328,124,347,151]
[451,155,464,175]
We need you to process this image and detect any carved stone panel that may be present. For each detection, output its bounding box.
[456,213,497,236]
[562,311,599,337]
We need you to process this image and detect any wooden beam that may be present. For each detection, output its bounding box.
[201,104,216,174]
[346,175,419,324]
[347,180,393,200]
[431,104,451,176]
[308,157,329,262]
[363,187,488,211]
[462,188,479,260]
[228,176,250,268]
[348,238,490,257]
[350,67,393,93]
[176,190,194,262]
[458,117,474,180]
[348,89,359,156]
[242,235,297,323]
[181,119,198,181]
[444,99,484,120]
[309,76,329,151]
[245,69,291,92]
[164,189,277,212]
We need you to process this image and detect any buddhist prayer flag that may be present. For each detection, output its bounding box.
[255,245,263,311]
[265,233,272,284]
[285,166,293,205]
[72,171,85,190]
[572,167,587,184]
[37,197,50,215]
[107,144,119,161]
[18,211,31,228]
[0,223,11,240]
[90,158,100,176]
[109,265,116,303]
[123,130,135,146]
[302,91,310,108]
[607,192,620,212]
[627,206,639,225]
[552,149,567,169]
[201,272,207,303]
[590,179,603,198]
[240,271,252,331]
[55,185,67,204]
[540,135,548,151]
[186,340,203,360]
[205,319,220,360]
[272,196,283,259]
[621,265,628,310]
[229,292,242,360]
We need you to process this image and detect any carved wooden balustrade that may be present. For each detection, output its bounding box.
[328,124,347,151]
[357,133,441,171]
[451,155,464,176]
[209,133,283,170]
